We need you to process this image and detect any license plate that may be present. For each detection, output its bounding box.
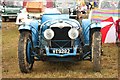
[52,49,70,54]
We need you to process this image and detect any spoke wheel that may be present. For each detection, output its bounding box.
[18,31,34,73]
[92,31,101,72]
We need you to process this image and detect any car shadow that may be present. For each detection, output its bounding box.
[33,61,93,74]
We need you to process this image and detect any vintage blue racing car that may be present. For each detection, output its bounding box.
[16,1,102,73]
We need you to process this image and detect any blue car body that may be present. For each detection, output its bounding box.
[18,12,101,62]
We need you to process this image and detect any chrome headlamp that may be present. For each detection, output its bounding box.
[1,9,5,13]
[44,29,54,40]
[68,28,79,39]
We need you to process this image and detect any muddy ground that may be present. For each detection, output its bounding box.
[1,22,119,78]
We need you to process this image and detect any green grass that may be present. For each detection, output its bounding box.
[2,22,119,78]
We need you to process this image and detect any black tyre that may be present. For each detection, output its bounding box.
[18,31,34,73]
[91,31,101,72]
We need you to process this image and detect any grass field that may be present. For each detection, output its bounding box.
[1,22,119,78]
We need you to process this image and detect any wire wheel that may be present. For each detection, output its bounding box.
[92,31,101,72]
[18,31,34,73]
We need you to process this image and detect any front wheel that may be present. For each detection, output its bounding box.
[18,31,34,73]
[91,31,101,72]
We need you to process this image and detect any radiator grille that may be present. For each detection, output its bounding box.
[51,27,71,48]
